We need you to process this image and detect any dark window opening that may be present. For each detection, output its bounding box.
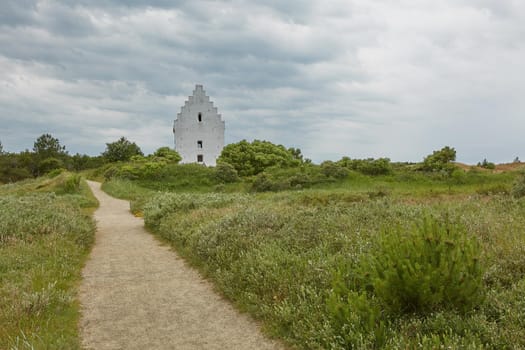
[197,154,203,162]
[198,113,202,122]
[197,140,203,148]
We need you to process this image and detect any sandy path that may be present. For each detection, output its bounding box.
[80,181,283,350]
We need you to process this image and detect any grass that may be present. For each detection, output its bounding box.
[0,172,96,349]
[101,166,525,349]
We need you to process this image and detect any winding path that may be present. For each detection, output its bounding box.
[80,181,282,350]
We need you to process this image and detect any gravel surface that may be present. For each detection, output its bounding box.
[80,181,283,350]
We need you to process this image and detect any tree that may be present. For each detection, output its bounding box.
[421,146,457,174]
[33,133,67,159]
[102,137,143,162]
[0,140,4,155]
[217,139,302,176]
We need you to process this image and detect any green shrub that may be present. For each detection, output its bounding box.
[250,166,327,192]
[337,157,392,175]
[218,139,302,176]
[320,161,350,179]
[327,278,387,348]
[152,147,182,163]
[46,168,65,178]
[59,174,81,194]
[214,162,239,183]
[38,157,64,175]
[362,215,484,315]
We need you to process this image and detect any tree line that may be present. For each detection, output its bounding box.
[0,135,148,183]
[0,133,509,185]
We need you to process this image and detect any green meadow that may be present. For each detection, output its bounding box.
[3,137,525,349]
[100,161,525,349]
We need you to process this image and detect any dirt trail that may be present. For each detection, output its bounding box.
[80,181,282,350]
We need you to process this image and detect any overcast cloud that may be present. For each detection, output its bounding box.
[1,0,524,163]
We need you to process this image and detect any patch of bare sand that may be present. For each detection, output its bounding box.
[80,181,283,350]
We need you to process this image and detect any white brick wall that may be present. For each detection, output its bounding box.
[173,85,225,166]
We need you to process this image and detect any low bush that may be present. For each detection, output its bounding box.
[251,165,327,192]
[362,215,484,315]
[214,162,239,183]
[320,161,350,179]
[337,157,392,175]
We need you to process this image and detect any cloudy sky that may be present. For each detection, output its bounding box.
[1,0,524,163]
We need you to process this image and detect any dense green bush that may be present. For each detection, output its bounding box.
[214,162,239,183]
[320,161,350,179]
[38,157,64,174]
[363,216,484,315]
[421,146,457,174]
[152,147,182,163]
[218,140,302,176]
[102,136,143,162]
[337,157,392,175]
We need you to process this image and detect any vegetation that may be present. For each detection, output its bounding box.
[0,134,105,183]
[421,146,457,174]
[478,159,496,170]
[0,173,97,349]
[3,136,525,349]
[102,136,143,162]
[102,155,525,349]
[218,139,303,176]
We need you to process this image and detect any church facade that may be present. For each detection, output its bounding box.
[173,85,225,166]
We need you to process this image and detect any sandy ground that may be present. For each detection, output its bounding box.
[80,181,283,350]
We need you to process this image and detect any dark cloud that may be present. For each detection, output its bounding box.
[0,0,524,163]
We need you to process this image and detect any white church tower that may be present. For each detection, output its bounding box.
[173,85,225,166]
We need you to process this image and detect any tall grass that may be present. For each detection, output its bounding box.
[0,173,96,349]
[142,189,525,349]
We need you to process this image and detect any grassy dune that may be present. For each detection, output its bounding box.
[103,170,525,349]
[0,172,96,349]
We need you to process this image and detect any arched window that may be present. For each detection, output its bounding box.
[198,113,202,122]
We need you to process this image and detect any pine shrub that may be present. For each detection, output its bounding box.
[363,215,484,315]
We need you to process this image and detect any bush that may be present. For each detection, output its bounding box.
[250,166,327,192]
[421,146,457,174]
[152,147,182,163]
[214,162,239,183]
[320,161,350,179]
[362,215,484,315]
[59,174,81,194]
[327,282,387,348]
[336,157,391,175]
[218,139,302,176]
[38,157,64,175]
